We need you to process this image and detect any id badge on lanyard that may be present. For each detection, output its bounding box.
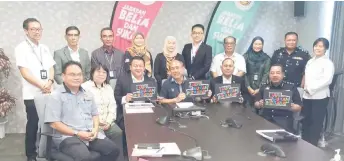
[40,70,47,79]
[27,40,47,79]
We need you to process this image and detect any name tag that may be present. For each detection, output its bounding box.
[40,70,47,79]
[109,71,115,78]
[292,57,303,60]
[125,59,130,63]
[253,74,258,81]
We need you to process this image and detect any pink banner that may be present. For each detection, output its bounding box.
[111,1,163,52]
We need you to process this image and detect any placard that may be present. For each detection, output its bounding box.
[184,80,210,97]
[131,81,157,102]
[214,83,241,102]
[263,89,292,109]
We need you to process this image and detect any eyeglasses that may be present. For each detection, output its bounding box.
[29,28,43,32]
[192,32,203,35]
[67,34,80,37]
[66,73,83,77]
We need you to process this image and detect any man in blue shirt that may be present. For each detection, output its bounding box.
[45,61,119,161]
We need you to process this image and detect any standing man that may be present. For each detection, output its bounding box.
[54,26,91,84]
[210,36,246,78]
[182,24,212,80]
[271,32,311,87]
[91,27,124,89]
[15,18,56,161]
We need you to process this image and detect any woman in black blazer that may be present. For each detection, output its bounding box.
[122,32,153,77]
[154,36,185,94]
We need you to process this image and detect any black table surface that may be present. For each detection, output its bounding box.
[123,102,331,161]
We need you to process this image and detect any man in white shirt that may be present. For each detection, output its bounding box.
[210,36,246,78]
[15,18,56,161]
[54,26,91,84]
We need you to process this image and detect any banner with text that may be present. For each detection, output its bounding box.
[110,1,163,52]
[205,1,260,57]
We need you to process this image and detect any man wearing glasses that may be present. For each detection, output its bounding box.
[15,18,56,161]
[182,24,212,80]
[54,26,91,84]
[210,36,246,78]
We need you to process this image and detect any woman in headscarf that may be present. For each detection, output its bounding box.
[154,36,185,94]
[243,36,271,109]
[122,32,153,77]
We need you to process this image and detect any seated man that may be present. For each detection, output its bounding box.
[254,64,302,133]
[114,56,156,157]
[209,58,248,103]
[159,59,206,104]
[45,61,119,161]
[114,56,157,129]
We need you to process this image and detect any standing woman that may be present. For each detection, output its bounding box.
[302,38,334,146]
[154,36,185,94]
[243,36,271,108]
[122,32,153,77]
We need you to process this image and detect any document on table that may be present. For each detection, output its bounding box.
[131,142,181,157]
[125,103,154,114]
[176,102,194,108]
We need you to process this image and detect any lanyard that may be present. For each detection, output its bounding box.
[105,51,114,71]
[26,40,43,68]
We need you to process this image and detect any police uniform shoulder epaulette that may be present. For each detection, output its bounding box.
[282,81,295,89]
[274,47,284,53]
[297,46,309,54]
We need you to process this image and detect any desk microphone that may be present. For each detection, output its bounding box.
[168,127,209,161]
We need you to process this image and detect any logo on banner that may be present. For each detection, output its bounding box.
[205,1,260,57]
[110,1,163,52]
[235,1,254,10]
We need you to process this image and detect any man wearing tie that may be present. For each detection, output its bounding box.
[182,24,212,80]
[54,26,91,84]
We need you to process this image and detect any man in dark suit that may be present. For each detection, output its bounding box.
[114,56,156,157]
[114,56,156,129]
[54,26,91,84]
[182,24,212,80]
[209,58,248,103]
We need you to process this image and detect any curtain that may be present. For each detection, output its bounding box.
[329,1,344,134]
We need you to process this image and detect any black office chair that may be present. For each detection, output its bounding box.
[35,94,101,161]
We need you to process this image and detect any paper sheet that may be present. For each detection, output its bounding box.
[131,142,181,157]
[176,102,194,109]
[125,103,154,114]
[126,108,154,114]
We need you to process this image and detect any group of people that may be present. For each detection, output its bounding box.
[14,17,335,161]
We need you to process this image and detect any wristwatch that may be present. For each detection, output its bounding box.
[48,79,54,84]
[73,130,79,137]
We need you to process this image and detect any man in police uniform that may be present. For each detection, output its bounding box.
[271,32,311,87]
[254,64,302,133]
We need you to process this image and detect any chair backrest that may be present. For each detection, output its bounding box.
[329,69,344,96]
[34,94,53,158]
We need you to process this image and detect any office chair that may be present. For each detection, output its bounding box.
[34,94,101,161]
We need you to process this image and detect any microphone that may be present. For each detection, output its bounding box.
[168,127,207,161]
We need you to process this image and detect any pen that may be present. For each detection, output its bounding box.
[156,147,164,153]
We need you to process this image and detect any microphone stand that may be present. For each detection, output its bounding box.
[168,127,211,160]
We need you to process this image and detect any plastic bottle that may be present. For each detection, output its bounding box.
[330,149,342,161]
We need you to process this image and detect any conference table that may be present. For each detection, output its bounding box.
[123,102,331,161]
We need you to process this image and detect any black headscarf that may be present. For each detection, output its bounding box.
[245,36,269,63]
